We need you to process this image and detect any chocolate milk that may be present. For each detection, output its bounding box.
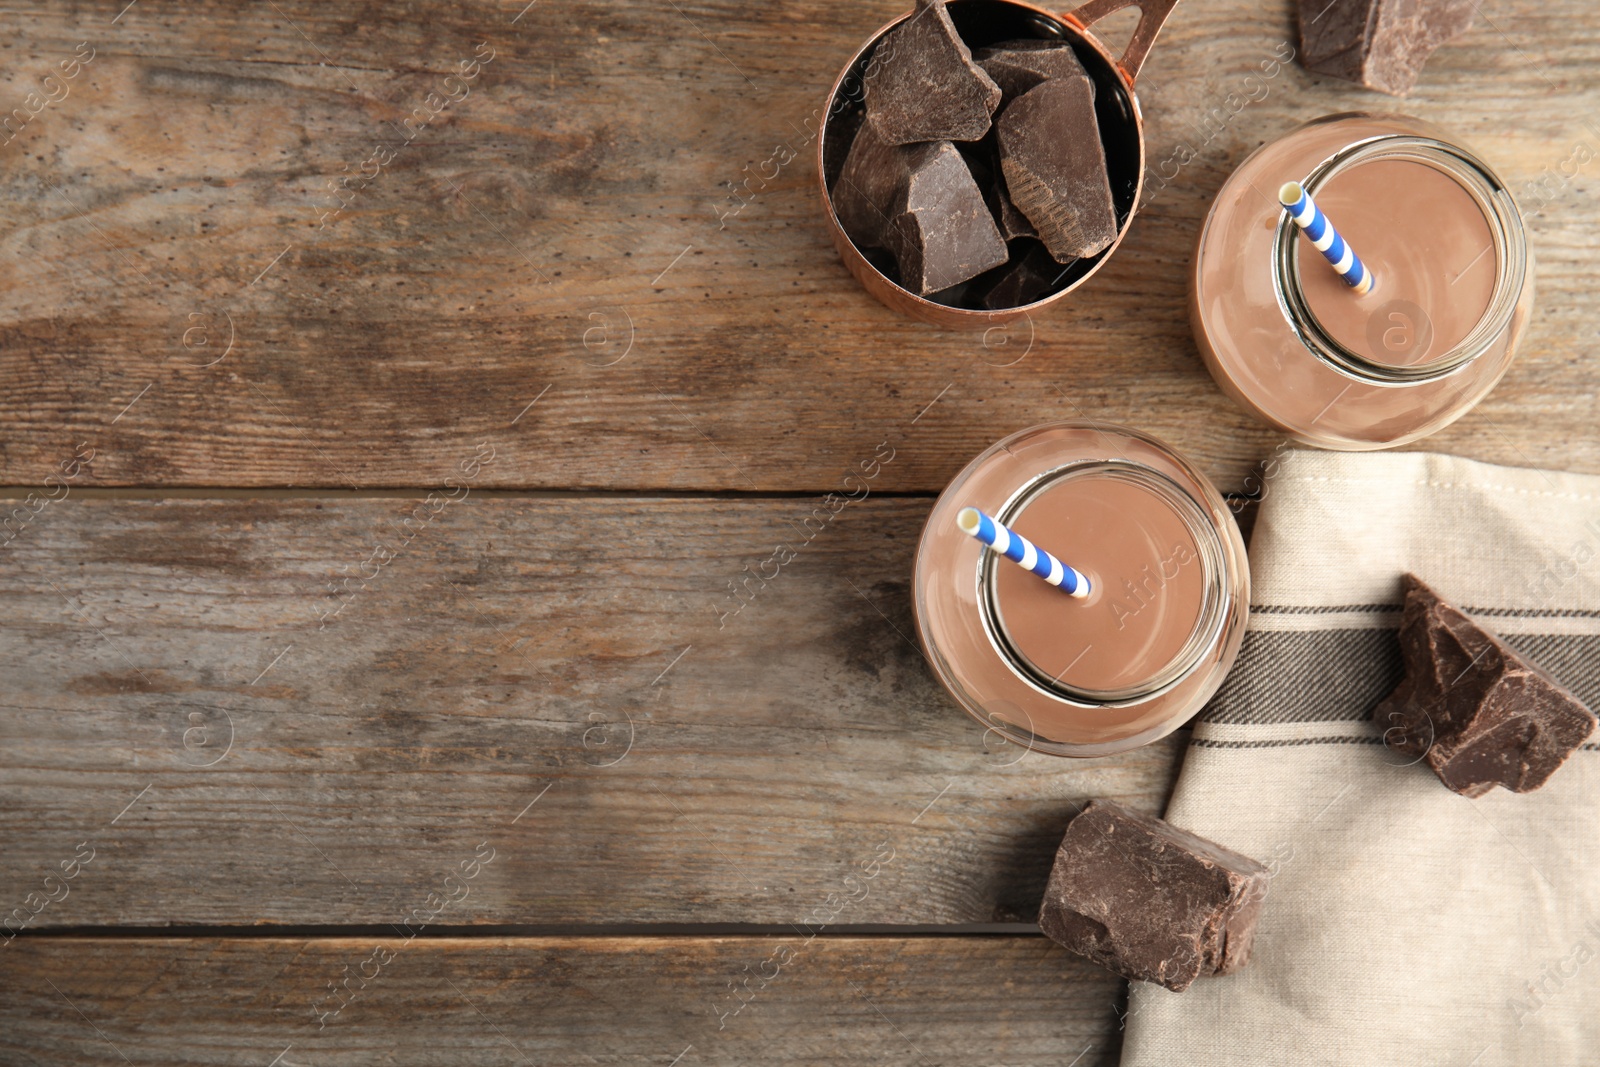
[913,423,1250,757]
[993,473,1204,693]
[1299,158,1496,365]
[1191,114,1533,451]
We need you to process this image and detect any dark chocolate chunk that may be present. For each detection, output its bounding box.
[821,103,864,193]
[1376,574,1598,798]
[992,172,1036,243]
[977,239,1065,310]
[960,138,1035,243]
[831,118,910,249]
[863,0,1002,145]
[1039,800,1270,993]
[997,79,1118,262]
[859,244,901,287]
[976,40,1094,102]
[884,142,1008,295]
[1297,0,1475,96]
[925,277,974,309]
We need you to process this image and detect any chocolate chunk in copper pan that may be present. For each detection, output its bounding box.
[831,118,910,249]
[925,278,975,309]
[977,240,1066,310]
[976,39,1095,102]
[884,143,1008,296]
[863,0,1002,145]
[822,102,864,190]
[997,78,1117,262]
[1376,574,1598,797]
[1039,801,1271,993]
[993,169,1036,243]
[961,138,1035,243]
[1297,0,1475,96]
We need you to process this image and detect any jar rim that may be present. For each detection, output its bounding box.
[1273,134,1529,385]
[977,459,1232,706]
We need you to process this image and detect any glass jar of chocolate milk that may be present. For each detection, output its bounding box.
[1191,114,1534,450]
[914,423,1249,757]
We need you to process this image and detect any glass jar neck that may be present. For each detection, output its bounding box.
[977,460,1232,707]
[1273,134,1528,385]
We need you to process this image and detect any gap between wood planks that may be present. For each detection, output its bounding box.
[0,484,1256,535]
[0,486,942,500]
[13,922,1040,939]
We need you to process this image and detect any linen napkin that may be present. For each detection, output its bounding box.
[1120,449,1600,1067]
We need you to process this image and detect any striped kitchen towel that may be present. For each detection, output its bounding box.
[1120,449,1600,1067]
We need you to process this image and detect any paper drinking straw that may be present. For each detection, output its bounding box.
[1278,181,1374,295]
[957,506,1090,598]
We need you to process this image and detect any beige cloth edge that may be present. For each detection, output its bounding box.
[1248,449,1600,611]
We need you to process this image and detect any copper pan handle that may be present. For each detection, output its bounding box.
[1062,0,1180,85]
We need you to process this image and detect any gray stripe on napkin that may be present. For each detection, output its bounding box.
[1200,630,1600,726]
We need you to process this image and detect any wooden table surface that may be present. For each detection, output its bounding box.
[2,0,1596,1062]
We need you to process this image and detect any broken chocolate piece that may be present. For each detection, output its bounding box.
[925,277,975,309]
[884,142,1008,295]
[976,40,1094,102]
[977,240,1064,310]
[1039,800,1270,993]
[831,118,910,250]
[863,0,1002,145]
[821,102,864,194]
[833,134,1009,292]
[998,79,1118,262]
[992,171,1035,243]
[1376,574,1597,798]
[1297,0,1475,97]
[960,137,1035,243]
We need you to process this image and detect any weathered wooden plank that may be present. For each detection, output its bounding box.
[0,496,1181,926]
[0,935,1123,1065]
[0,0,1595,491]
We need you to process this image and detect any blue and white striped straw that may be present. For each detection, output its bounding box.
[1278,181,1374,295]
[957,506,1090,598]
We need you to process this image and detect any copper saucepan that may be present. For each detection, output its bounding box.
[817,0,1181,327]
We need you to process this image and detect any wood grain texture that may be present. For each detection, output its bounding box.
[2,0,1595,1052]
[0,936,1124,1065]
[0,0,1595,492]
[0,496,1182,926]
